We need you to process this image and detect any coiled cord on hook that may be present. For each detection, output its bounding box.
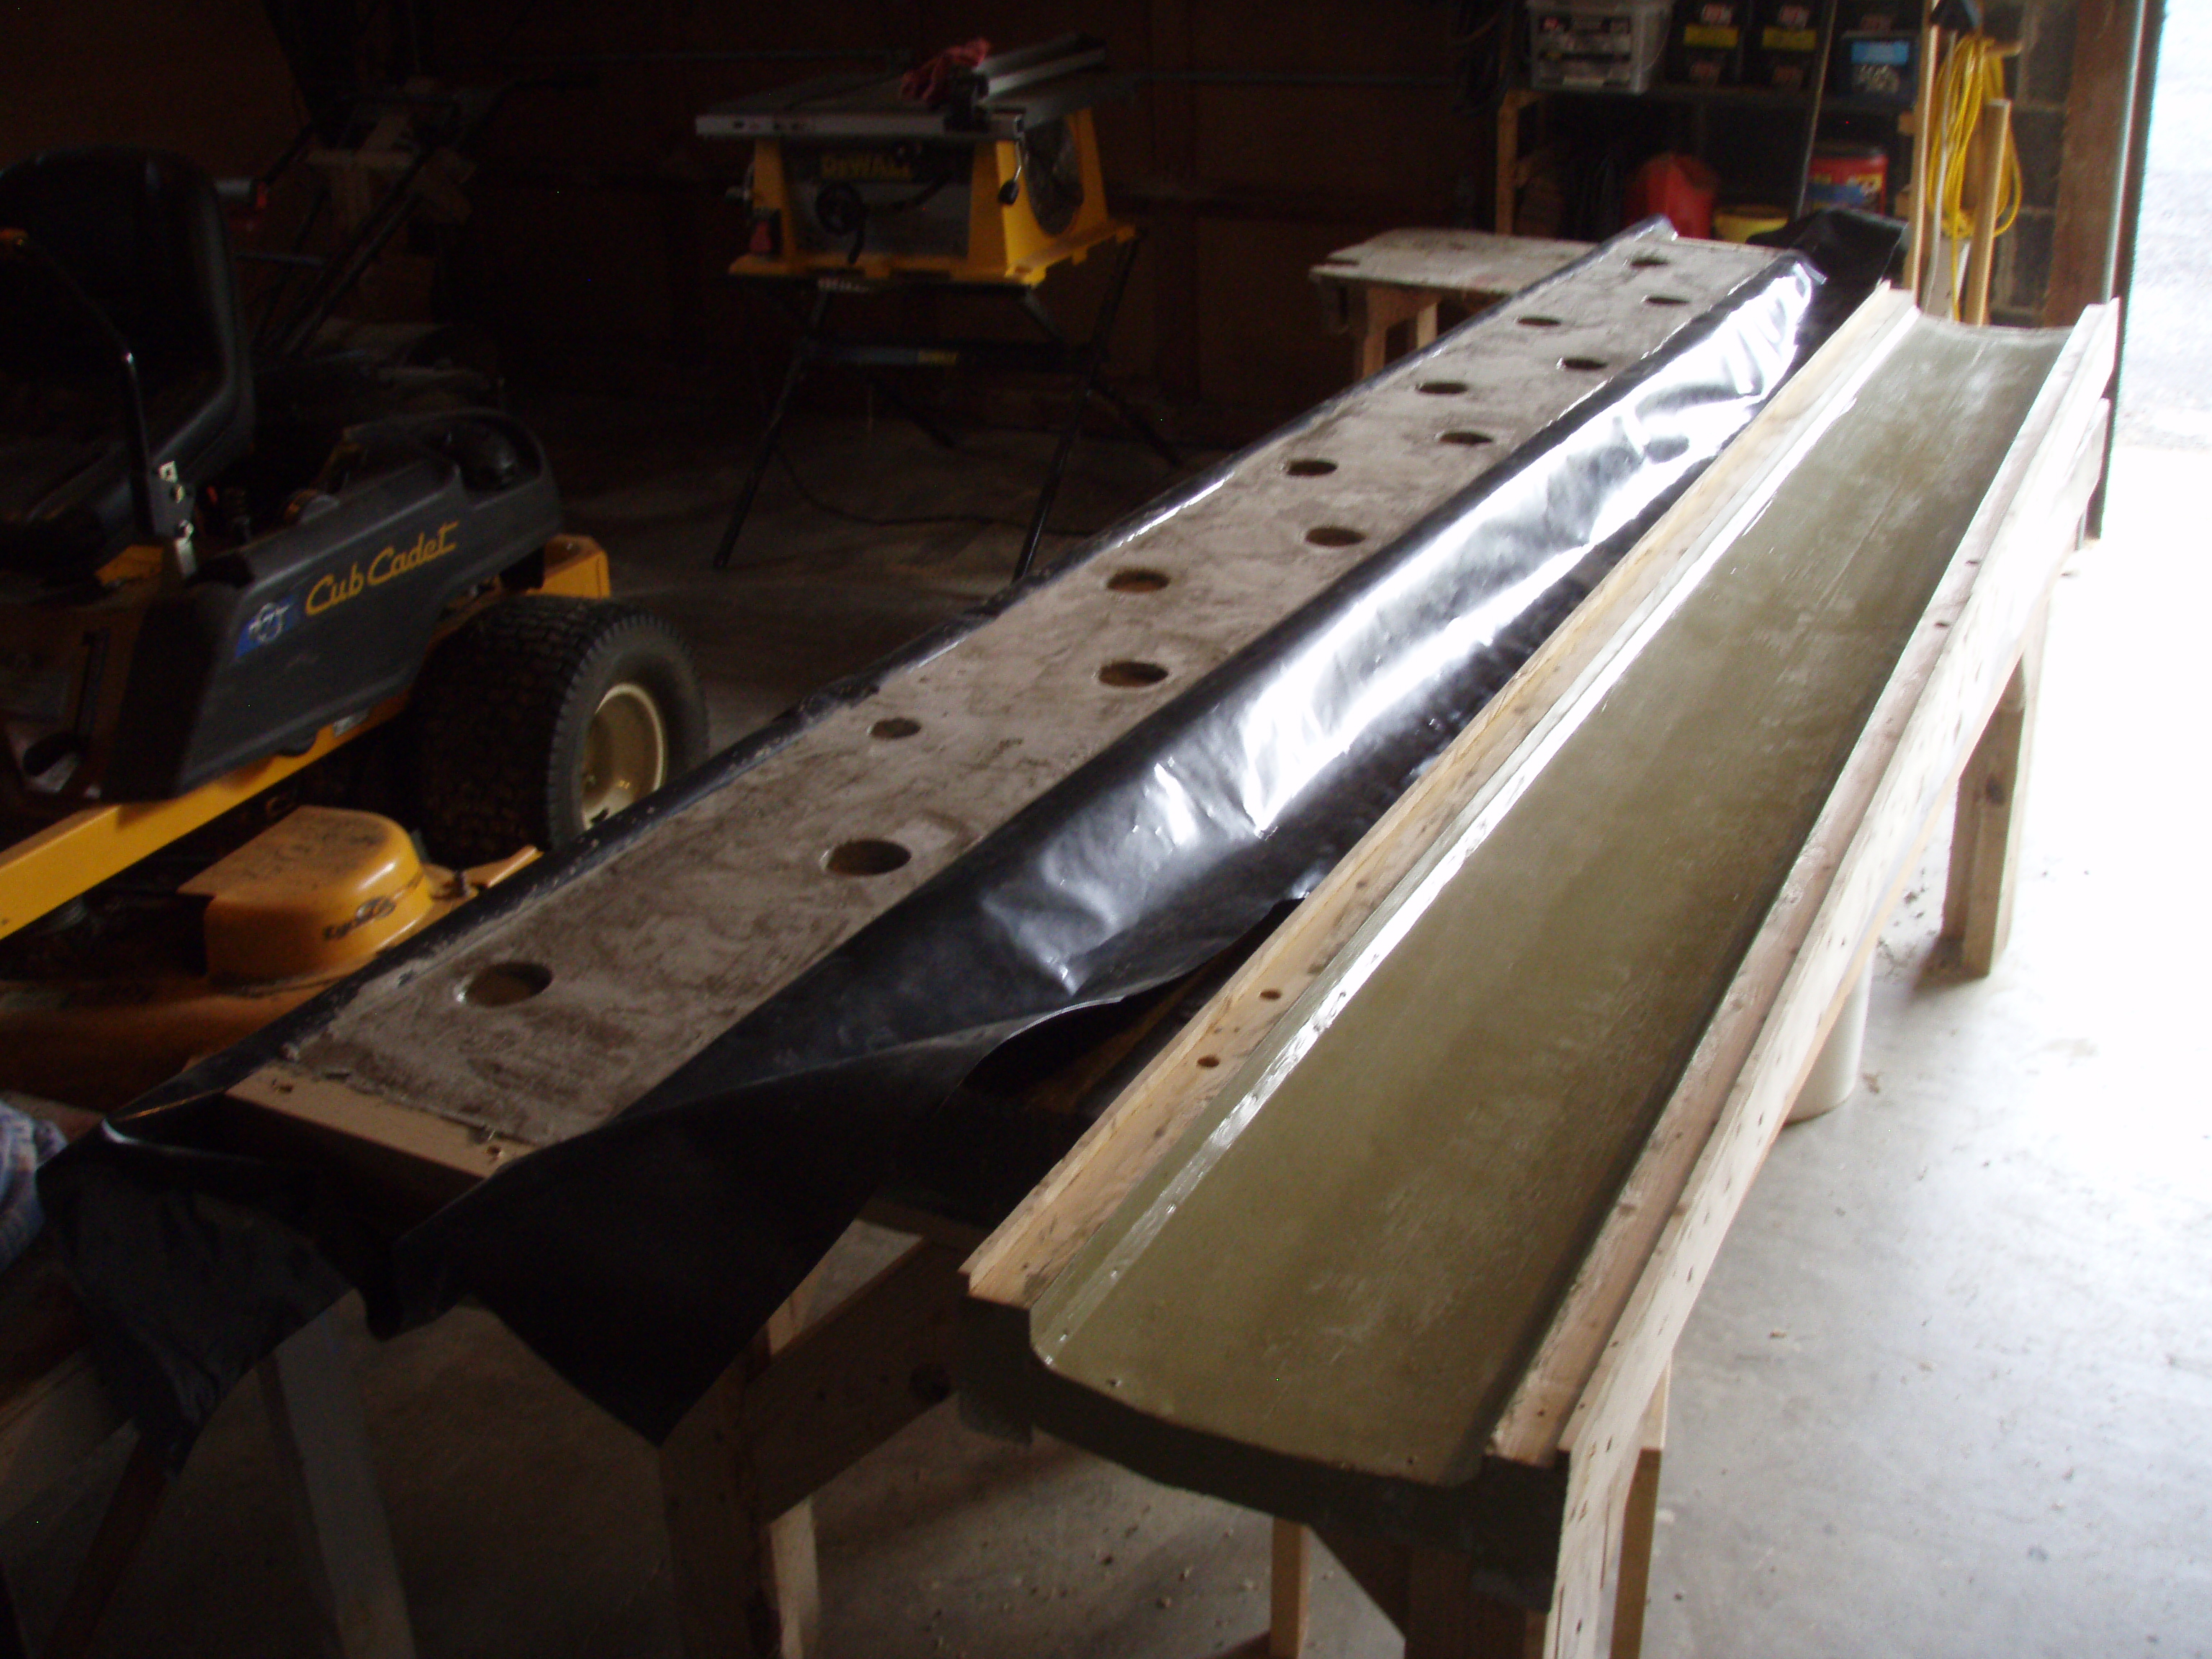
[1932,32,2021,317]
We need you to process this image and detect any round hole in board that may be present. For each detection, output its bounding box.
[1106,567,1172,593]
[1440,429,1496,447]
[462,961,553,1007]
[824,838,912,876]
[869,716,922,739]
[1415,379,1467,395]
[1560,356,1609,372]
[1516,314,1563,328]
[1283,458,1339,477]
[1629,253,1671,269]
[1644,293,1691,307]
[1197,1054,1221,1069]
[1305,525,1365,548]
[1097,659,1170,688]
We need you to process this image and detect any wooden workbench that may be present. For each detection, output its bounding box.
[630,293,2113,1659]
[209,230,1776,1183]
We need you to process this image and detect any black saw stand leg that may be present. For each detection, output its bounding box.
[1013,236,1171,583]
[1092,378,1182,469]
[868,372,963,453]
[714,286,832,570]
[717,240,1174,580]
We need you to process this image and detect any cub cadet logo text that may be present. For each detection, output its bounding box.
[307,521,459,616]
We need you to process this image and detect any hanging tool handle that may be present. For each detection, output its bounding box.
[0,227,192,561]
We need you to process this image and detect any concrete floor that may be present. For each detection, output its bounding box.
[2116,0,2211,447]
[13,55,2212,1652]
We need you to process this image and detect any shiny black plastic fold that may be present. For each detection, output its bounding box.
[46,219,1892,1455]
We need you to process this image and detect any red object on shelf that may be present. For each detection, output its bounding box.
[902,39,992,107]
[1624,152,1720,239]
[1807,145,1889,212]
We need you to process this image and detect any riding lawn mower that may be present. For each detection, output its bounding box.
[0,145,707,1107]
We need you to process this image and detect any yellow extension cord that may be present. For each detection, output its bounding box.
[1932,32,2021,317]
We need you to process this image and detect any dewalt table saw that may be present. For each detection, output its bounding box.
[696,36,1177,577]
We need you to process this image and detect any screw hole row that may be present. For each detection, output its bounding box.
[824,300,1638,890]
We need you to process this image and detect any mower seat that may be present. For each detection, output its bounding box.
[0,148,255,579]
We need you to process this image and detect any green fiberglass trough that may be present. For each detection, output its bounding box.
[963,296,2116,1629]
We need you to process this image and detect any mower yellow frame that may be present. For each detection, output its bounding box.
[0,536,609,942]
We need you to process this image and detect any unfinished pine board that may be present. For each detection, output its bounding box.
[1940,600,2046,974]
[1311,230,1593,307]
[256,1308,418,1659]
[958,307,2110,1571]
[259,230,1774,1151]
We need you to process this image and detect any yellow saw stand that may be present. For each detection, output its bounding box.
[696,37,1177,578]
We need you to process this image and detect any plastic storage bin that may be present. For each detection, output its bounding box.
[1670,0,1748,88]
[1750,0,1822,88]
[1529,0,1673,93]
[1835,31,1919,103]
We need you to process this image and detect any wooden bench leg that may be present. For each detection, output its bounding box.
[1496,92,1538,235]
[1403,1548,1544,1659]
[1357,327,1390,382]
[1314,1532,1586,1659]
[1349,287,1443,383]
[662,1295,817,1659]
[1269,1519,1310,1657]
[1607,1365,1668,1659]
[1380,1359,1671,1659]
[1942,597,2050,975]
[660,1235,966,1659]
[257,1304,418,1659]
[34,1434,169,1659]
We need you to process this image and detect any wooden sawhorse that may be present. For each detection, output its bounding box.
[658,1207,979,1659]
[1309,229,1591,381]
[1260,583,2053,1659]
[648,415,2069,1659]
[949,298,2110,1659]
[0,1271,415,1659]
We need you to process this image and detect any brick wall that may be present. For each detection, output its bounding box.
[1987,0,2080,325]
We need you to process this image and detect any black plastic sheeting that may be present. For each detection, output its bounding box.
[43,217,1899,1457]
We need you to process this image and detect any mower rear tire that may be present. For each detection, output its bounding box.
[409,595,708,866]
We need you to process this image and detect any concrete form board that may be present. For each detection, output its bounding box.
[282,235,1776,1149]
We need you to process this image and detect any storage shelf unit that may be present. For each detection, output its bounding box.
[1495,0,1918,235]
[1542,83,1910,113]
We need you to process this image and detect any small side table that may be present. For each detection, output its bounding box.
[1310,228,1592,381]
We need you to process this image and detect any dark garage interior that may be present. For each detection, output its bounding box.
[0,1,2203,1655]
